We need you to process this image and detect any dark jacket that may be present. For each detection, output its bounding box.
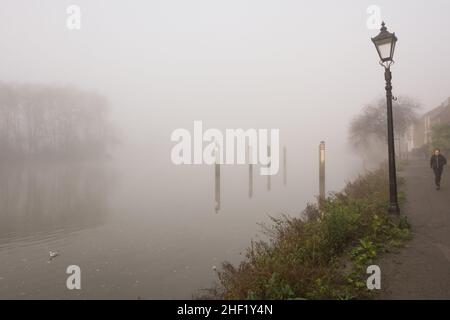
[430,154,447,170]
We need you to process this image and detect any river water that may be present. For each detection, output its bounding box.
[0,143,358,299]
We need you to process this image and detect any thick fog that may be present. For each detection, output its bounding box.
[2,1,450,158]
[1,0,450,299]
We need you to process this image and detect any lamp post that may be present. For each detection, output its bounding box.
[371,22,400,214]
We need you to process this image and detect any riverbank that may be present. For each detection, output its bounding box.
[203,164,411,299]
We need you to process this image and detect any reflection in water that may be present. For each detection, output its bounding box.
[248,163,253,199]
[248,146,253,198]
[283,146,287,187]
[267,145,271,191]
[214,163,220,214]
[0,162,115,247]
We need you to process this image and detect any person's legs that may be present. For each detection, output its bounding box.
[434,168,442,189]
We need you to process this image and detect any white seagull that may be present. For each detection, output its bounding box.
[49,251,59,260]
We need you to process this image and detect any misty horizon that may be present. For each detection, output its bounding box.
[1,0,450,301]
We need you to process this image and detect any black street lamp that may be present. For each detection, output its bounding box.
[371,22,400,215]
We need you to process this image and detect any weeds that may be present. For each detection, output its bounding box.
[205,164,411,300]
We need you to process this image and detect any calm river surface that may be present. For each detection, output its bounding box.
[0,144,358,299]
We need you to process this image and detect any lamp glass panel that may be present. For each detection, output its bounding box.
[376,39,392,60]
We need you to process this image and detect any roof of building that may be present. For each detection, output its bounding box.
[423,97,450,118]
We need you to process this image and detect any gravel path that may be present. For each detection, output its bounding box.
[378,159,450,299]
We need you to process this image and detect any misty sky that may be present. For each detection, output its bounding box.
[1,0,449,171]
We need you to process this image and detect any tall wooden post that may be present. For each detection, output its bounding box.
[248,145,253,198]
[214,144,221,213]
[319,141,325,204]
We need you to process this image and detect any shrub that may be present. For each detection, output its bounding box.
[206,164,410,300]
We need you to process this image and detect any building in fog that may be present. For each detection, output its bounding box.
[406,97,450,153]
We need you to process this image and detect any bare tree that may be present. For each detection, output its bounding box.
[349,96,420,169]
[0,82,116,162]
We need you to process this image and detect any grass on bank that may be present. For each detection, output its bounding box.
[203,164,411,300]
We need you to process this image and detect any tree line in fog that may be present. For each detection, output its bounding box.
[0,82,116,162]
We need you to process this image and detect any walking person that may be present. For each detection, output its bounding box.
[430,148,447,190]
